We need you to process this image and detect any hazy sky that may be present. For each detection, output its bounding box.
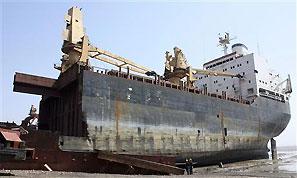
[1,1,296,146]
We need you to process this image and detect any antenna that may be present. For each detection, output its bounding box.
[257,41,261,56]
[218,32,236,55]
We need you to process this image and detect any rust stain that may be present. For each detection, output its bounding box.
[219,111,226,148]
[257,116,261,139]
[115,96,122,136]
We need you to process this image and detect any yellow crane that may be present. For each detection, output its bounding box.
[164,47,242,87]
[55,7,156,77]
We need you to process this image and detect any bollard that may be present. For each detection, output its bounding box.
[270,138,277,160]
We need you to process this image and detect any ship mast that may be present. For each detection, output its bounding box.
[218,32,236,55]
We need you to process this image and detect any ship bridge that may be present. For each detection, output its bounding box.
[195,42,291,103]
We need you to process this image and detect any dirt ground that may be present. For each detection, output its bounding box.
[1,150,296,178]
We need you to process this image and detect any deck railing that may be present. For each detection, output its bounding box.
[90,67,251,105]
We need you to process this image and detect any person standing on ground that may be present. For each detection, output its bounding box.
[189,158,193,174]
[185,159,190,175]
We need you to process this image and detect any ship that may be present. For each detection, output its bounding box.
[1,7,292,174]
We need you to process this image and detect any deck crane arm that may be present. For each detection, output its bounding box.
[185,67,243,88]
[88,45,155,75]
[190,68,243,78]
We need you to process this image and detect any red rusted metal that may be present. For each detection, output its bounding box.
[0,130,177,174]
[13,73,59,96]
[14,73,56,88]
[38,80,85,137]
[0,128,23,149]
[0,130,22,142]
[97,151,184,175]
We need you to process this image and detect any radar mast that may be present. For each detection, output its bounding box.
[218,32,236,55]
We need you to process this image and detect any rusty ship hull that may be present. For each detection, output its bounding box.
[2,6,291,174]
[31,65,290,165]
[0,130,177,174]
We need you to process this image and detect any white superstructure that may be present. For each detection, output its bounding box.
[195,42,291,103]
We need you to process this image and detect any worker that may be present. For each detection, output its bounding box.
[185,158,190,175]
[189,158,193,174]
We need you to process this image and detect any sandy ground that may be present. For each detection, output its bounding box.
[1,150,296,178]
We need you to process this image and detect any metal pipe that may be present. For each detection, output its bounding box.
[271,138,277,160]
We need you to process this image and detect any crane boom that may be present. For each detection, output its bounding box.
[90,54,148,74]
[191,68,242,78]
[88,45,153,74]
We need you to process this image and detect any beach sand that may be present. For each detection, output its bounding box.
[1,147,296,178]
